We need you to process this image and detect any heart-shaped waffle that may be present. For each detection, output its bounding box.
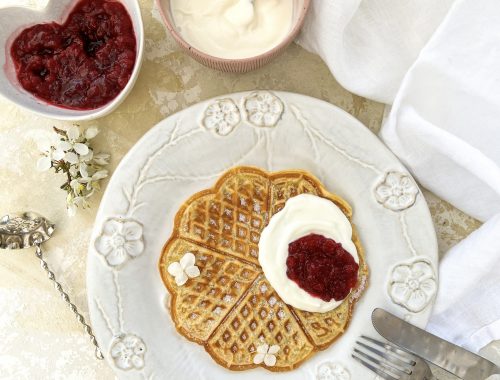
[159,166,368,371]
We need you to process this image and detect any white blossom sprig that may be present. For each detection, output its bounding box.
[37,125,111,216]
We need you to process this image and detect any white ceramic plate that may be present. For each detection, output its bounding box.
[0,0,144,121]
[87,91,438,380]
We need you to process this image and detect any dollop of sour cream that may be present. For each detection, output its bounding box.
[170,0,294,59]
[259,194,359,313]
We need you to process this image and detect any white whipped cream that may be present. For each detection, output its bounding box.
[259,194,359,313]
[170,0,293,59]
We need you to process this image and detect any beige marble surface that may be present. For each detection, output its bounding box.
[0,0,494,379]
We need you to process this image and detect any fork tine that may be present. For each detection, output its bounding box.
[361,335,416,365]
[352,353,399,380]
[355,341,412,374]
[353,348,407,378]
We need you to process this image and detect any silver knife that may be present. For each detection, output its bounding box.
[372,308,500,380]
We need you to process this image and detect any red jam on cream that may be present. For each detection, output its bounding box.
[10,0,136,110]
[258,194,359,313]
[287,233,359,302]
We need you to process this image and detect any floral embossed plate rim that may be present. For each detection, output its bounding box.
[87,91,438,379]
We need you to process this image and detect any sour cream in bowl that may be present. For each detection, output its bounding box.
[156,0,311,73]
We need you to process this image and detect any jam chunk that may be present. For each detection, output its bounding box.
[286,233,359,302]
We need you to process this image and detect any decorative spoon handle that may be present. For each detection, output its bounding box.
[35,242,104,360]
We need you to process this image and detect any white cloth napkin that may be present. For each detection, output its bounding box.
[380,0,500,222]
[298,0,454,103]
[299,0,500,352]
[426,214,500,352]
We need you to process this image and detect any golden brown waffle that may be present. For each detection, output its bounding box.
[159,166,368,371]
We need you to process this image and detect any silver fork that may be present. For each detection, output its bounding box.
[352,335,435,380]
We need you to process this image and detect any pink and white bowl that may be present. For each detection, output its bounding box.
[156,0,311,73]
[0,0,144,121]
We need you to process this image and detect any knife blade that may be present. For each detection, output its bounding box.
[372,308,500,380]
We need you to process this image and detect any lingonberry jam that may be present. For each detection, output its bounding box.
[10,0,136,110]
[286,233,359,302]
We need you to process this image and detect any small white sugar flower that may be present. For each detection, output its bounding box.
[253,343,279,366]
[167,252,200,286]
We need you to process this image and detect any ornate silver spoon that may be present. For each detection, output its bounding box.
[0,212,103,360]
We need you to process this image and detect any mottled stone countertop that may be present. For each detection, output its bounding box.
[0,0,496,379]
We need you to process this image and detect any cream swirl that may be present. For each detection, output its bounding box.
[258,194,358,313]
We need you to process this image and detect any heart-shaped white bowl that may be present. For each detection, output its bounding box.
[0,0,144,121]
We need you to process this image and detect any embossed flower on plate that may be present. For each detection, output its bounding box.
[375,171,419,211]
[201,98,241,136]
[389,259,437,313]
[316,361,350,380]
[110,334,146,370]
[253,343,280,367]
[243,91,284,127]
[94,218,144,267]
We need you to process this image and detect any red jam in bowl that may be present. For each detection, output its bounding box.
[286,233,359,302]
[10,0,136,110]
